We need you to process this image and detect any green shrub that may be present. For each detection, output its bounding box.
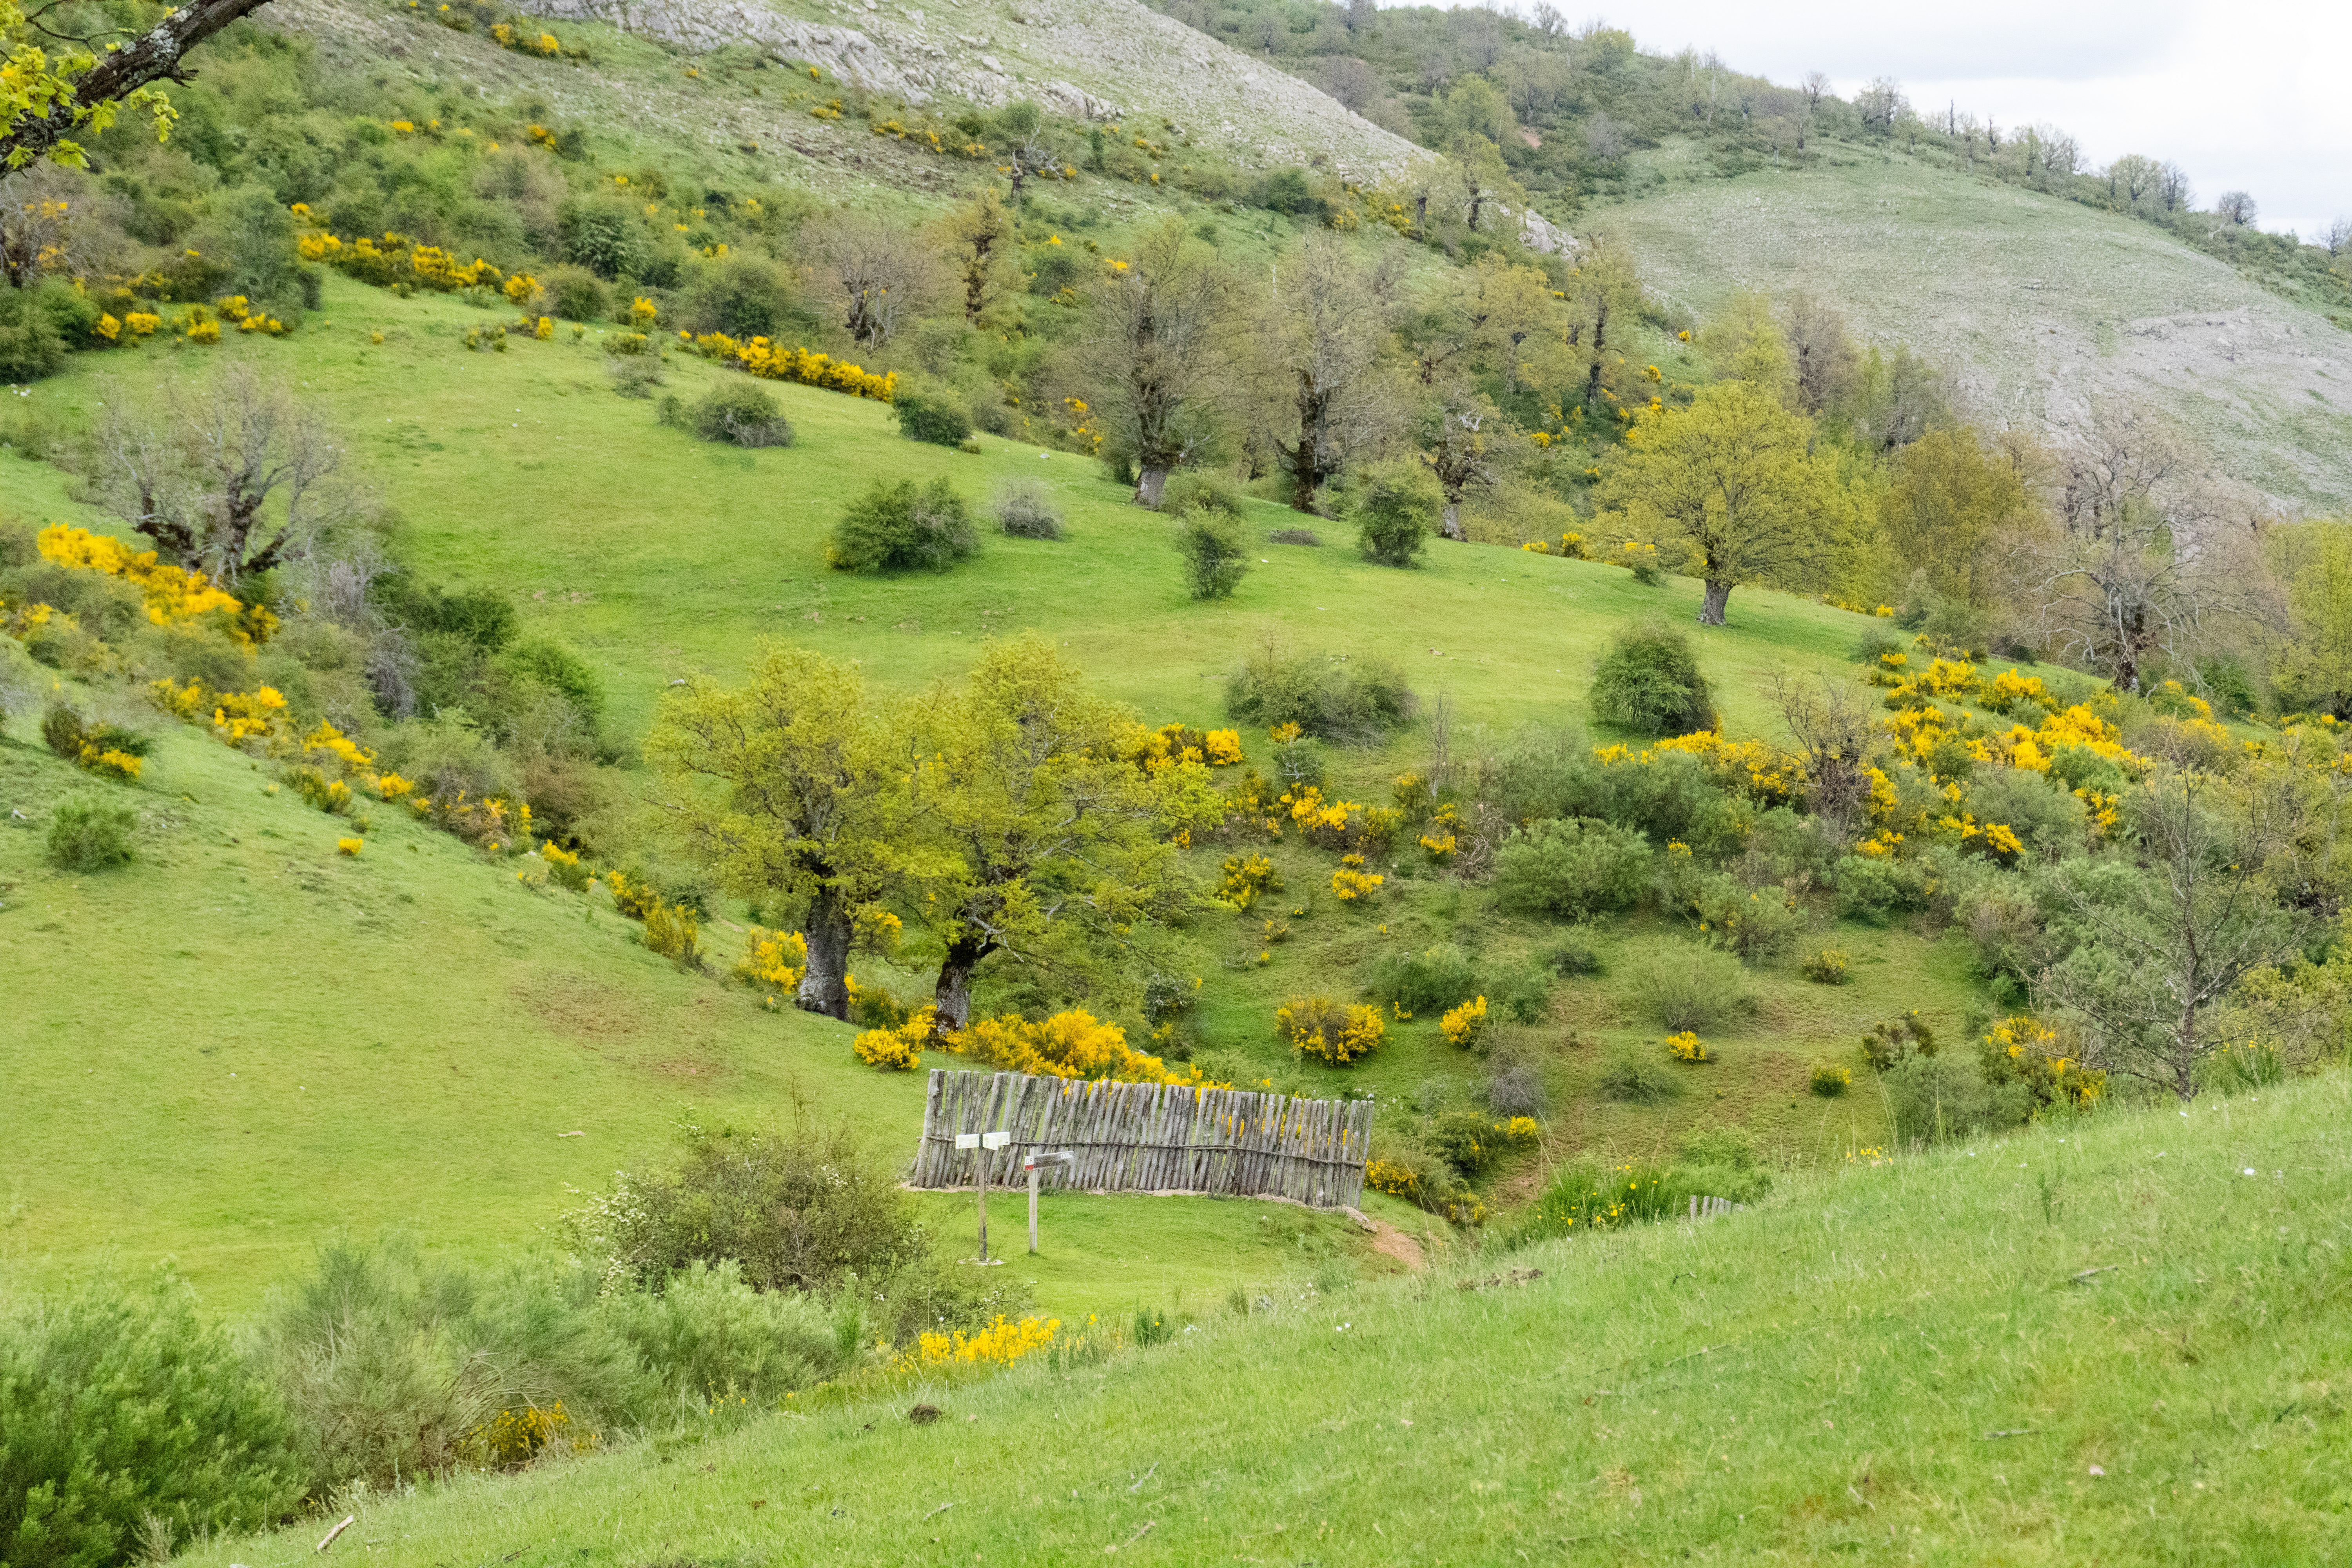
[893,376,973,446]
[1860,1011,1937,1071]
[1590,621,1718,737]
[992,480,1064,539]
[1801,947,1849,984]
[681,255,798,340]
[1512,1158,1678,1241]
[1490,963,1554,1024]
[0,1270,302,1568]
[1363,943,1480,1014]
[1689,875,1808,964]
[1494,817,1651,918]
[1544,936,1606,976]
[545,262,610,321]
[1132,1305,1177,1347]
[255,1239,643,1488]
[1811,1060,1853,1096]
[1832,853,1933,922]
[599,1259,856,1417]
[1176,507,1250,599]
[1428,1109,1504,1177]
[668,381,793,447]
[47,795,135,871]
[0,279,88,382]
[828,478,979,574]
[1624,944,1749,1032]
[1225,641,1415,741]
[1595,1051,1682,1104]
[1160,472,1247,518]
[1352,463,1441,567]
[40,702,85,759]
[1882,1051,2030,1144]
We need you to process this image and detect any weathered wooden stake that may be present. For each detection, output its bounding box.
[1028,1161,1041,1254]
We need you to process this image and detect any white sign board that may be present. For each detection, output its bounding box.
[955,1132,980,1150]
[982,1130,1011,1150]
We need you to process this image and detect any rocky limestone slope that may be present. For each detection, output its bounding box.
[506,0,1432,183]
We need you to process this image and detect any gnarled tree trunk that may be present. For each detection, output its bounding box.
[1440,501,1465,541]
[931,933,998,1034]
[796,886,853,1020]
[1136,466,1170,509]
[1697,579,1732,626]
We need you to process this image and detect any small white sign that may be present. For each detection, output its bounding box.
[955,1132,981,1150]
[982,1130,1012,1150]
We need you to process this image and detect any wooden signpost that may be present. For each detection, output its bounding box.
[955,1129,1012,1261]
[1023,1149,1075,1254]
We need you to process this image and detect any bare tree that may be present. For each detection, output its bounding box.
[1345,0,1379,33]
[1310,56,1381,114]
[2028,407,2262,693]
[2040,746,2338,1101]
[1073,221,1240,508]
[808,213,937,349]
[2215,189,2258,227]
[1855,77,1906,135]
[1422,386,1504,542]
[1768,670,1873,844]
[992,101,1060,202]
[1795,71,1829,152]
[1254,236,1406,513]
[90,366,363,589]
[2325,216,2352,256]
[1781,294,1859,415]
[2105,153,2160,208]
[1582,110,1622,164]
[2156,162,2194,213]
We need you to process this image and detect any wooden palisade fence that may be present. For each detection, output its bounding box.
[909,1070,1373,1210]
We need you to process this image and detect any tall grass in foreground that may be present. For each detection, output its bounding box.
[172,1073,2352,1565]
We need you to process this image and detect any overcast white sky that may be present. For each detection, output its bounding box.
[1428,1,2352,240]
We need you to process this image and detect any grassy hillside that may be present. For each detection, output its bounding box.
[1599,145,2352,512]
[166,1067,2352,1564]
[0,278,1968,1308]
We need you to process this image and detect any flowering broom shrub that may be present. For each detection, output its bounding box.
[693,333,896,400]
[734,927,808,995]
[1439,995,1489,1049]
[1217,852,1281,909]
[1276,996,1385,1065]
[853,1013,930,1071]
[1665,1031,1709,1063]
[894,1314,1059,1370]
[945,1010,1214,1086]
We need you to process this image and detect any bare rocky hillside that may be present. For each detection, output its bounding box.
[1603,152,2352,512]
[506,0,1431,182]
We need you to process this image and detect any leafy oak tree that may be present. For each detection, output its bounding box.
[1599,380,1858,625]
[1074,221,1239,508]
[646,644,914,1020]
[907,635,1218,1031]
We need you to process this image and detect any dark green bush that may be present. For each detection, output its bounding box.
[1624,944,1749,1032]
[558,195,644,279]
[682,256,799,340]
[374,577,519,651]
[1590,621,1717,737]
[1428,1109,1503,1177]
[1352,463,1440,568]
[668,381,793,447]
[1364,943,1480,1014]
[893,377,973,447]
[828,478,979,574]
[1594,1053,1682,1104]
[992,480,1064,539]
[1490,963,1554,1024]
[0,280,94,382]
[1176,507,1250,599]
[1544,936,1606,976]
[1882,1051,2030,1144]
[0,1270,302,1568]
[544,262,609,321]
[47,795,136,871]
[1225,641,1415,741]
[1832,853,1934,922]
[1160,471,1247,519]
[1494,817,1651,918]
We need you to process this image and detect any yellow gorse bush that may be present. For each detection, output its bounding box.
[36,524,269,642]
[1277,997,1385,1065]
[1217,853,1281,910]
[1666,1031,1708,1063]
[853,1007,932,1071]
[735,927,808,995]
[895,1314,1059,1370]
[1439,995,1488,1049]
[691,333,896,400]
[943,1010,1214,1086]
[1364,1157,1420,1198]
